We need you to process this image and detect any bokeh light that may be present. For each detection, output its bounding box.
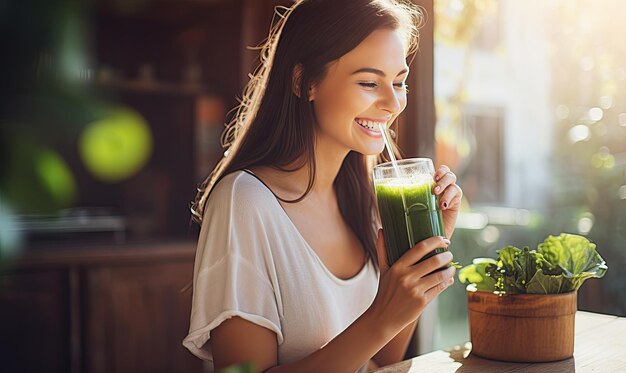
[555,104,570,120]
[0,199,22,264]
[599,95,613,109]
[568,124,590,143]
[589,107,604,121]
[2,140,77,213]
[577,213,595,235]
[456,212,488,230]
[479,225,500,245]
[36,149,77,207]
[79,107,153,182]
[591,147,615,169]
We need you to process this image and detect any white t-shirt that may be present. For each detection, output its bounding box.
[183,170,379,371]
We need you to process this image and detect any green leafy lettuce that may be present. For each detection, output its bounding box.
[458,233,608,294]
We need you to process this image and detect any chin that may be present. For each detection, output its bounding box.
[356,143,385,156]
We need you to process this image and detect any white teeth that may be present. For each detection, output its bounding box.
[356,118,384,131]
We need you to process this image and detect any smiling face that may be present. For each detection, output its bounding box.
[309,28,409,156]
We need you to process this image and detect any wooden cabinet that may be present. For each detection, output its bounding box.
[85,261,198,372]
[0,243,202,373]
[0,270,70,373]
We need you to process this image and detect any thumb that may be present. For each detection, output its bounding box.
[376,229,390,274]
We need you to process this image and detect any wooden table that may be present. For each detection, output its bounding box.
[373,311,626,372]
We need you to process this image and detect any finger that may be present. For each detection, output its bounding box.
[434,165,451,182]
[419,265,456,292]
[395,236,450,269]
[448,194,463,210]
[433,171,457,195]
[376,229,390,273]
[439,184,463,210]
[410,250,454,279]
[423,277,455,303]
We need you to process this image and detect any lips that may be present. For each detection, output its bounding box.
[354,119,384,137]
[355,118,389,131]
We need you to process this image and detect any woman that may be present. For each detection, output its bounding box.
[183,0,463,371]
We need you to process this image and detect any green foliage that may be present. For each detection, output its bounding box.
[458,258,497,291]
[459,233,608,294]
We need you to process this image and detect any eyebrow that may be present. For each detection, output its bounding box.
[351,67,409,77]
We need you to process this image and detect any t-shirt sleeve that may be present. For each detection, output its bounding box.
[182,175,283,361]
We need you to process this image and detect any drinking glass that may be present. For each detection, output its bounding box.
[374,158,447,266]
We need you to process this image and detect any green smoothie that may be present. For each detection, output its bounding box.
[375,178,447,266]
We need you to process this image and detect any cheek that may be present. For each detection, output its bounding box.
[315,87,372,123]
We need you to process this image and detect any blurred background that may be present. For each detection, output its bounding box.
[1,0,624,372]
[430,0,626,352]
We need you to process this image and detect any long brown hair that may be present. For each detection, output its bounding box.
[191,0,423,269]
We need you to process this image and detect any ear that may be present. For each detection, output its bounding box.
[308,82,316,102]
[292,64,316,101]
[291,64,303,98]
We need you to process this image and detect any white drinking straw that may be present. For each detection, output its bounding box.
[379,123,401,178]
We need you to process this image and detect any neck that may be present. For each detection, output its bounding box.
[311,136,350,196]
[274,134,349,201]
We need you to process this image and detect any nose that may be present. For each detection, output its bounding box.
[377,84,403,115]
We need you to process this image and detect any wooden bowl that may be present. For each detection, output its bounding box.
[467,286,577,362]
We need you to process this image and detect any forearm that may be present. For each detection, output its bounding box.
[372,319,417,367]
[265,309,398,373]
